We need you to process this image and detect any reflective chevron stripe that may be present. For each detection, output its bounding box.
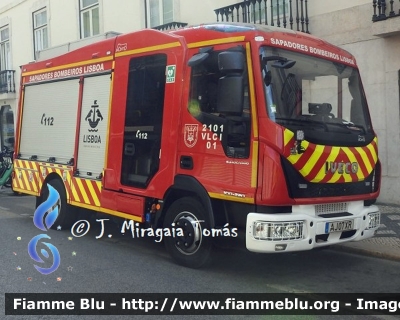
[12,159,40,195]
[71,177,101,207]
[13,160,73,198]
[283,129,378,183]
[13,160,118,216]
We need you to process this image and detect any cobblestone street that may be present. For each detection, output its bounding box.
[374,204,400,246]
[334,203,400,260]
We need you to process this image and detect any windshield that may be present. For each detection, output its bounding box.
[260,46,373,144]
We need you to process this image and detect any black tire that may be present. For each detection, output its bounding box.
[38,179,77,230]
[163,197,213,268]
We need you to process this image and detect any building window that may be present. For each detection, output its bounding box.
[0,26,10,71]
[33,8,48,59]
[80,0,100,38]
[149,0,173,28]
[0,105,14,151]
[251,1,289,23]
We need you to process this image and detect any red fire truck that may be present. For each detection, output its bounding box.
[13,23,381,268]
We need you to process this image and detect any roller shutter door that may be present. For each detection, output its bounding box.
[19,79,80,163]
[76,74,111,179]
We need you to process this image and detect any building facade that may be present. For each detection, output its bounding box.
[1,0,398,204]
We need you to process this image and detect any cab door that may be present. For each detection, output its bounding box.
[178,43,258,204]
[102,30,184,217]
[120,54,167,189]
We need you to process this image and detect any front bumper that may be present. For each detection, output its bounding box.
[246,201,380,253]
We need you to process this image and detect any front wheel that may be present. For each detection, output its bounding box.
[163,197,213,268]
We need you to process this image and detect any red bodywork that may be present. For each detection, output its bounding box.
[13,24,379,224]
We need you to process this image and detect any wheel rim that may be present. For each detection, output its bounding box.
[172,211,203,255]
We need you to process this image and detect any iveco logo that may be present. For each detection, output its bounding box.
[116,43,127,52]
[325,162,359,174]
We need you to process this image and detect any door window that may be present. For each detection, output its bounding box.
[121,54,167,188]
[188,47,251,158]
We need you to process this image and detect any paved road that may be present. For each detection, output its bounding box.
[334,203,400,261]
[1,189,400,320]
[373,204,400,242]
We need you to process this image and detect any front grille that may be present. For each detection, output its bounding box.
[281,157,378,199]
[315,203,348,214]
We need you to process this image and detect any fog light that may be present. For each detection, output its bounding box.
[253,221,304,241]
[367,212,380,229]
[275,244,287,251]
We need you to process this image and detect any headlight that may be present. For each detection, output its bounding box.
[253,221,304,241]
[367,212,380,229]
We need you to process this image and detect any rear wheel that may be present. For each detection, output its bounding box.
[163,197,213,268]
[37,179,77,230]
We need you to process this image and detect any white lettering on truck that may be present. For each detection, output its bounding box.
[27,63,106,83]
[270,37,355,65]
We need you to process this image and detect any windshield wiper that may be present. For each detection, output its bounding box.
[275,117,329,131]
[325,121,366,134]
[276,117,366,134]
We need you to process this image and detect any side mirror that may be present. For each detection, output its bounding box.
[217,76,244,115]
[188,52,209,67]
[218,51,245,73]
[216,52,245,115]
[264,70,271,86]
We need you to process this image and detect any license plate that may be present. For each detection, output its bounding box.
[325,220,354,233]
